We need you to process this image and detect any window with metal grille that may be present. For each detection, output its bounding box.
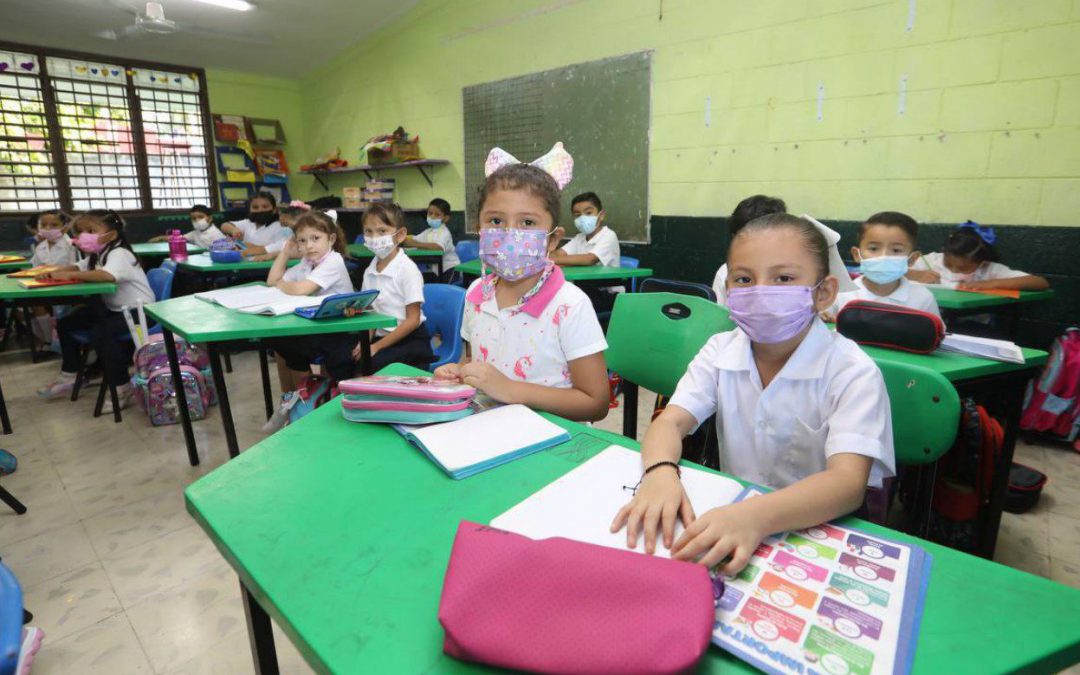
[0,44,215,215]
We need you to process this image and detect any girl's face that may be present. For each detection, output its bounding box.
[479,189,562,254]
[249,197,275,215]
[38,213,64,231]
[76,218,116,242]
[727,228,837,311]
[362,215,405,243]
[295,225,333,262]
[942,252,980,275]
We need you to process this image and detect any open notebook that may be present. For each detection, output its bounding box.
[195,285,321,316]
[394,404,570,479]
[940,333,1025,363]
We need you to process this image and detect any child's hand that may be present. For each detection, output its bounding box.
[434,363,462,381]
[610,467,695,554]
[956,280,995,291]
[248,253,273,262]
[906,269,940,284]
[819,310,836,323]
[671,502,765,575]
[282,240,299,257]
[43,270,77,281]
[459,361,517,402]
[351,340,379,362]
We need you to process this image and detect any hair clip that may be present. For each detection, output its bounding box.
[957,220,996,245]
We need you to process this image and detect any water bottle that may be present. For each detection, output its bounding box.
[168,229,188,262]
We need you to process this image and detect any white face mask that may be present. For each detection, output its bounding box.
[192,218,212,232]
[364,234,397,259]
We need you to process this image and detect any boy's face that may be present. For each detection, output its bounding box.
[571,200,604,224]
[852,223,917,264]
[426,205,448,223]
[363,215,405,243]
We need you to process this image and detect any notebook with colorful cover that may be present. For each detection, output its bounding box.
[8,265,66,279]
[18,278,82,289]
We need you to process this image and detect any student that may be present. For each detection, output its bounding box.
[265,211,355,394]
[711,194,787,301]
[244,201,310,261]
[27,210,78,349]
[908,222,1050,291]
[550,191,622,313]
[434,144,610,422]
[220,191,291,249]
[149,204,226,248]
[611,213,894,572]
[354,202,435,371]
[404,198,460,282]
[830,211,939,317]
[37,210,155,411]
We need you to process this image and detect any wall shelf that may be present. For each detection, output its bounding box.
[300,159,449,190]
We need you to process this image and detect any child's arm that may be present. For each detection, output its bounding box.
[358,302,423,359]
[243,244,269,257]
[957,275,1050,291]
[905,253,940,284]
[404,235,443,251]
[458,351,609,421]
[550,248,600,267]
[433,344,470,380]
[44,266,115,283]
[220,222,242,238]
[267,242,318,295]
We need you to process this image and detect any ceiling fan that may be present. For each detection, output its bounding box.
[95,1,269,43]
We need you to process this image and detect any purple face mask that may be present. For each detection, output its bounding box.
[479,227,551,281]
[726,284,820,344]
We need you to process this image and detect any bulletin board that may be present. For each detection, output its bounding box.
[463,52,651,242]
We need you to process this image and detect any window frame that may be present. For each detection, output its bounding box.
[0,40,218,215]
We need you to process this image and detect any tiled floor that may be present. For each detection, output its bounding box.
[1,345,1079,673]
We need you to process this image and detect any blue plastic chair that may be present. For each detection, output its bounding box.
[0,561,24,675]
[423,284,466,371]
[158,259,177,273]
[619,255,640,293]
[455,240,479,264]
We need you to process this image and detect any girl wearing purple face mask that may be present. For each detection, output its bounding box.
[612,213,895,576]
[433,144,610,423]
[37,211,154,411]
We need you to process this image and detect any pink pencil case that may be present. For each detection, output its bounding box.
[341,397,472,413]
[338,375,475,402]
[439,521,716,675]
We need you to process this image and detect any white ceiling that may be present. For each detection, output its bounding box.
[0,0,420,77]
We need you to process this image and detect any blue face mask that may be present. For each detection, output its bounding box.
[426,217,443,229]
[574,214,598,235]
[859,255,909,285]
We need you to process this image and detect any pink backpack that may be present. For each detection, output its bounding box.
[1021,328,1080,445]
[131,334,217,426]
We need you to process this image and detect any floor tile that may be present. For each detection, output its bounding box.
[999,509,1050,556]
[83,490,196,559]
[21,561,124,642]
[101,523,223,609]
[0,474,80,546]
[1048,512,1080,563]
[993,540,1051,578]
[1050,558,1080,591]
[28,612,154,675]
[4,521,98,587]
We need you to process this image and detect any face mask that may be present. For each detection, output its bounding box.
[726,284,820,344]
[250,211,275,226]
[574,214,598,235]
[479,227,551,281]
[859,255,909,285]
[364,234,397,259]
[426,217,443,229]
[75,232,106,255]
[38,228,64,242]
[192,218,212,232]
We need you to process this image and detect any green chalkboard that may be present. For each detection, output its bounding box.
[463,52,651,242]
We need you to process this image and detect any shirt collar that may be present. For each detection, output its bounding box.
[466,265,566,318]
[857,275,910,301]
[367,249,404,276]
[713,319,832,380]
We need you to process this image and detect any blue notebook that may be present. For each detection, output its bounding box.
[392,404,570,479]
[294,290,379,320]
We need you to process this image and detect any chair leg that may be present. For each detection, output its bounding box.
[70,346,90,402]
[0,485,27,514]
[93,379,108,418]
[109,382,122,423]
[224,352,233,374]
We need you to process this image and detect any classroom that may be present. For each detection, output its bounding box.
[1,0,1079,673]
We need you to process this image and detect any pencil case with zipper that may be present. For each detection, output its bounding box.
[836,300,945,354]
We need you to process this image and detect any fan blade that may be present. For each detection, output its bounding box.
[95,23,142,40]
[173,22,273,45]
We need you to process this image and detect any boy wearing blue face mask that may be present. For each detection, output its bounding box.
[404,197,460,282]
[551,192,622,313]
[830,212,939,318]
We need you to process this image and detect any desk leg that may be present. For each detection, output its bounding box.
[163,328,199,466]
[241,582,280,675]
[1005,305,1022,342]
[258,348,273,420]
[208,344,240,459]
[622,381,638,440]
[358,331,373,376]
[978,376,1026,559]
[908,462,938,539]
[0,373,11,434]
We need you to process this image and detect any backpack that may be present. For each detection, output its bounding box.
[287,375,336,425]
[1020,327,1080,444]
[131,334,217,426]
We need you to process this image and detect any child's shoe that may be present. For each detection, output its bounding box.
[261,391,299,433]
[100,383,134,415]
[36,372,77,399]
[16,626,44,675]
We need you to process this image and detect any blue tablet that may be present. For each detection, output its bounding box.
[294,290,380,320]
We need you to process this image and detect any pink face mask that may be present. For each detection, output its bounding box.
[726,284,821,344]
[74,232,106,254]
[38,228,64,242]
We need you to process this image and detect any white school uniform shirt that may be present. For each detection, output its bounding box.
[560,226,623,293]
[668,320,895,489]
[833,276,940,317]
[282,250,353,297]
[362,249,426,336]
[712,263,729,304]
[77,247,155,312]
[264,234,298,255]
[184,223,227,248]
[461,267,608,388]
[912,252,1028,283]
[31,236,77,267]
[231,218,293,248]
[414,227,460,271]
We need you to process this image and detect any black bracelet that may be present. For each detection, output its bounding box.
[622,461,681,496]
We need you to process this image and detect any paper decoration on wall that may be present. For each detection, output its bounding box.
[0,52,40,75]
[131,68,199,91]
[907,0,916,32]
[46,57,124,82]
[898,74,908,116]
[816,82,825,122]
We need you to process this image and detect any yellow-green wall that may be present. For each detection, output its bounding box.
[284,0,1080,227]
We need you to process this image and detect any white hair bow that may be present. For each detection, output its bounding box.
[484,142,574,190]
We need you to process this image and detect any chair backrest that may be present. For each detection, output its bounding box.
[423,283,467,371]
[619,256,640,292]
[147,267,175,302]
[639,277,717,302]
[875,359,960,466]
[0,561,23,675]
[158,259,177,272]
[456,240,479,263]
[606,292,735,397]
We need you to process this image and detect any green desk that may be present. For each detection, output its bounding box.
[347,244,446,276]
[0,276,118,435]
[0,253,31,273]
[145,291,396,465]
[176,252,298,273]
[928,287,1055,340]
[132,242,206,258]
[456,258,653,284]
[186,364,1080,675]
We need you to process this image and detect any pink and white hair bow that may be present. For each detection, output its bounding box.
[484,142,574,190]
[288,200,311,211]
